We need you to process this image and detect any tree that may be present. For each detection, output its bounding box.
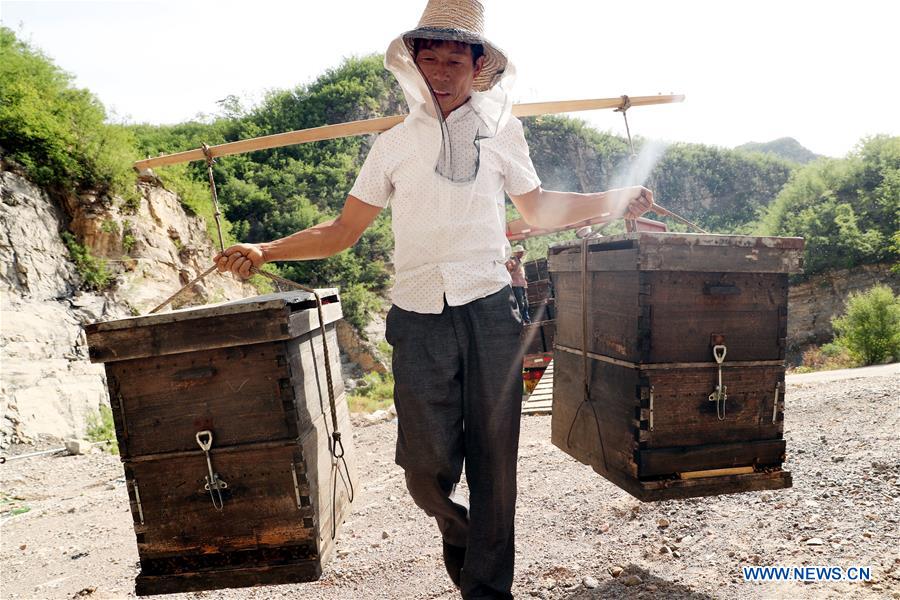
[757,136,900,276]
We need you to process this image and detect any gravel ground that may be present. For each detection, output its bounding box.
[1,368,898,600]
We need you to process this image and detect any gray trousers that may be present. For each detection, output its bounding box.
[386,286,524,599]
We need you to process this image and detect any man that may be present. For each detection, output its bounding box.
[505,245,530,323]
[216,1,652,597]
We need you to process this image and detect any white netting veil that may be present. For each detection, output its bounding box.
[384,0,517,183]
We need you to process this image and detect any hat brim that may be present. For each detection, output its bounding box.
[402,27,507,92]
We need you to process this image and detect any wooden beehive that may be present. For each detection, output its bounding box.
[84,290,355,595]
[548,233,803,501]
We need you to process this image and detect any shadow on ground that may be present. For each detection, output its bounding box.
[562,565,717,600]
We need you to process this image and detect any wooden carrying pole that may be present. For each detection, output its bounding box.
[134,94,684,170]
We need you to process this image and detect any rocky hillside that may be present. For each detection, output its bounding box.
[788,263,899,356]
[0,160,259,447]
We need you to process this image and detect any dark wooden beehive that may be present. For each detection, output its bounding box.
[548,233,804,501]
[84,290,355,595]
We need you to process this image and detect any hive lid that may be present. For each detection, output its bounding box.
[85,288,339,333]
[549,233,805,274]
[84,289,342,363]
[551,232,805,251]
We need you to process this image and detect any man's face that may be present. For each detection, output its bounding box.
[415,41,484,117]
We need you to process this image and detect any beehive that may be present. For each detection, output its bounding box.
[548,233,803,500]
[84,290,354,595]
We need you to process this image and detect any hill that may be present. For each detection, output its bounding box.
[736,137,820,164]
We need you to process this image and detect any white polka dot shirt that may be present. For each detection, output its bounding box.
[350,103,541,314]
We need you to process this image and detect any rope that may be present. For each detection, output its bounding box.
[566,237,609,471]
[201,144,226,253]
[615,95,637,159]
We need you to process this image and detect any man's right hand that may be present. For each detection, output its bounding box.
[215,243,266,279]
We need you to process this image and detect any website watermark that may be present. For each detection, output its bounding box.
[742,565,873,582]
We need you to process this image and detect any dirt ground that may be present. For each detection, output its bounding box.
[1,366,898,600]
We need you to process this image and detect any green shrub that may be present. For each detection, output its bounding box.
[832,284,900,365]
[86,403,118,454]
[340,282,382,331]
[347,371,394,413]
[61,231,113,290]
[121,220,136,253]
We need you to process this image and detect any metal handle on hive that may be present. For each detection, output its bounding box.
[708,345,728,421]
[196,430,228,510]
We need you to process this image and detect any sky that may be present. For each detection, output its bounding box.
[2,0,898,158]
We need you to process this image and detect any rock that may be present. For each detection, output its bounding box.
[364,410,390,424]
[657,518,671,528]
[19,544,26,551]
[582,576,599,589]
[74,587,96,597]
[806,538,825,546]
[831,455,846,462]
[65,439,92,455]
[609,566,624,578]
[598,522,610,533]
[621,574,643,586]
[381,531,390,539]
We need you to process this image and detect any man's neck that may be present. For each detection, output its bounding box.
[441,96,472,119]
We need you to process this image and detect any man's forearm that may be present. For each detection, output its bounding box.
[260,218,358,262]
[511,186,652,229]
[521,189,615,229]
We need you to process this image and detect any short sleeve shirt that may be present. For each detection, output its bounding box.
[350,103,541,314]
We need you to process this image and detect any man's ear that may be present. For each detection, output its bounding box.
[473,55,485,78]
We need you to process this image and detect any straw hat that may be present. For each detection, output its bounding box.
[402,0,508,92]
[512,245,526,255]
